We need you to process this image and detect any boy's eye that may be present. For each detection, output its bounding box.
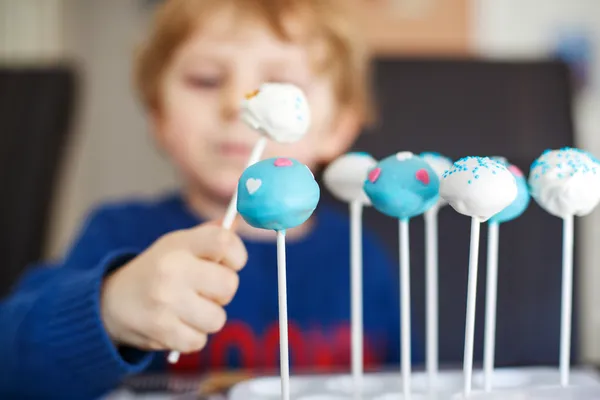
[185,75,222,89]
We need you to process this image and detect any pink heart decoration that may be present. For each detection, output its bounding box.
[508,165,524,177]
[368,167,381,183]
[274,158,293,167]
[416,169,430,185]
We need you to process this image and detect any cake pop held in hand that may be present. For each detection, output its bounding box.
[241,83,310,143]
[237,157,320,231]
[440,156,517,222]
[323,152,377,205]
[489,158,530,224]
[363,152,440,220]
[529,148,600,218]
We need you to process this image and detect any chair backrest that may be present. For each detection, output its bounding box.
[0,66,76,297]
[320,58,576,367]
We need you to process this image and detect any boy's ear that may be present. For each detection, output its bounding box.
[318,107,362,163]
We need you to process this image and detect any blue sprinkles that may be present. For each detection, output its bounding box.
[530,147,598,180]
[442,156,502,184]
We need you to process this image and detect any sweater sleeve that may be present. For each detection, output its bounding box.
[0,207,153,399]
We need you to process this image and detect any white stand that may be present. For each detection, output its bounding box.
[229,366,600,400]
[399,219,412,399]
[277,230,291,400]
[350,201,364,397]
[424,208,439,390]
[464,218,481,397]
[168,137,267,364]
[483,222,499,392]
[560,215,574,387]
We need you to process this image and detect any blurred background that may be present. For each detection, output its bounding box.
[1,0,599,369]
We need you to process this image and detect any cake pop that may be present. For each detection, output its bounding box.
[237,157,320,400]
[483,157,530,392]
[170,83,310,364]
[364,151,439,399]
[241,82,311,143]
[529,148,600,218]
[324,152,377,205]
[441,156,517,221]
[323,152,377,396]
[440,156,517,397]
[420,152,453,389]
[364,152,439,219]
[529,147,600,387]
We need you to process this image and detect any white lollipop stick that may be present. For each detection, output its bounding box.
[424,208,439,390]
[399,219,412,398]
[464,217,481,397]
[560,215,574,387]
[483,221,499,392]
[167,137,268,364]
[350,200,364,395]
[277,230,291,400]
[222,137,268,229]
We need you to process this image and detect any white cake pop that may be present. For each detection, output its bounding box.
[529,148,600,218]
[440,156,517,397]
[241,83,311,143]
[323,152,377,205]
[529,147,600,388]
[323,152,377,397]
[440,156,518,222]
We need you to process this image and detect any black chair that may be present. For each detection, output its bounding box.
[0,66,77,298]
[320,58,576,367]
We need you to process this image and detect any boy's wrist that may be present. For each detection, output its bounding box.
[100,252,140,348]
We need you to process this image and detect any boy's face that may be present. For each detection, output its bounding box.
[155,9,357,200]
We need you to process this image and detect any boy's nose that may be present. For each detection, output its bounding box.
[221,85,254,121]
[220,96,240,121]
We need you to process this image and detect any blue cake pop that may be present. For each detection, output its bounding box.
[489,157,530,224]
[237,157,320,231]
[363,152,440,220]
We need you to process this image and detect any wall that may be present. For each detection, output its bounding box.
[358,0,471,55]
[48,0,178,259]
[0,0,64,61]
[473,0,600,363]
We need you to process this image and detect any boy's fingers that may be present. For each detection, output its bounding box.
[179,255,239,305]
[184,224,248,271]
[164,321,209,354]
[177,292,227,334]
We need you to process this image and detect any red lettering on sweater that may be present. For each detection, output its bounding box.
[168,320,383,372]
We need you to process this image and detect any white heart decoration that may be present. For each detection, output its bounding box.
[246,178,262,194]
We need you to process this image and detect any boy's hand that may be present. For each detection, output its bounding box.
[100,223,248,353]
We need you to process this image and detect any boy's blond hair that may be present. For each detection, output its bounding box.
[134,0,373,124]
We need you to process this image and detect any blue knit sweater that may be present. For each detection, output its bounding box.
[0,194,416,399]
